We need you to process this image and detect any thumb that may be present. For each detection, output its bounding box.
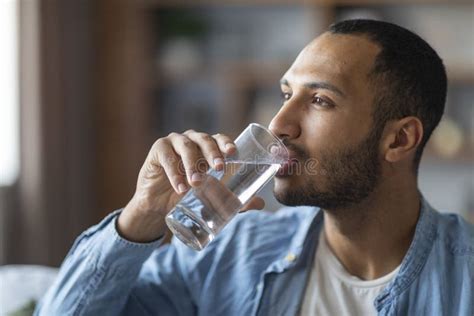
[239,196,265,213]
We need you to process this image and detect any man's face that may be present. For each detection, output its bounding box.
[270,32,384,210]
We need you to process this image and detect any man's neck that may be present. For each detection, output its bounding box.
[322,180,421,280]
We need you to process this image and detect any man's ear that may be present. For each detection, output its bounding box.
[382,117,424,163]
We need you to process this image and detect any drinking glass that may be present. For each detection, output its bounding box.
[165,123,288,251]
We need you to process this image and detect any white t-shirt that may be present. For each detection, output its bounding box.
[299,231,400,316]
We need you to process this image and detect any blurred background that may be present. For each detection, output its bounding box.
[0,0,473,270]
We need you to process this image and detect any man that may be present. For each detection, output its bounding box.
[35,19,473,316]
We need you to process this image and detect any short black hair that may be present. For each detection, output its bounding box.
[329,19,447,172]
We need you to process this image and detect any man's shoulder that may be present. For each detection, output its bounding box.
[399,209,473,316]
[434,211,474,257]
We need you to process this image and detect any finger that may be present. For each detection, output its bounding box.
[185,131,225,170]
[152,139,188,194]
[169,133,207,187]
[212,133,237,156]
[239,196,265,212]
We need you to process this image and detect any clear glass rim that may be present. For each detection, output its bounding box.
[248,123,289,163]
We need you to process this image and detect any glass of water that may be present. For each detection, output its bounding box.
[165,123,289,251]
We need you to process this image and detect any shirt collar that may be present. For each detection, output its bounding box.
[265,207,323,273]
[264,194,439,298]
[374,195,439,310]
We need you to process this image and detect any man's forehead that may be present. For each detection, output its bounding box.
[283,32,380,85]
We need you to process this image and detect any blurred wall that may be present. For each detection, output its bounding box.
[2,0,97,265]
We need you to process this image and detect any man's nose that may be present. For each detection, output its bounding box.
[268,103,301,140]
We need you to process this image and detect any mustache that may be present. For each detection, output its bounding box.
[281,139,310,160]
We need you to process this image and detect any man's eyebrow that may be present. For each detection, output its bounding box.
[280,78,345,98]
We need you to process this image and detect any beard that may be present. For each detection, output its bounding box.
[274,125,383,210]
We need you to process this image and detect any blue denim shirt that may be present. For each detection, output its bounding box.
[35,197,473,315]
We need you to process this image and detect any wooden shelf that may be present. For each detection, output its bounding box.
[138,0,328,8]
[329,0,473,5]
[138,0,473,8]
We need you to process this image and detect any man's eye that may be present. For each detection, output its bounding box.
[281,92,291,101]
[312,96,332,108]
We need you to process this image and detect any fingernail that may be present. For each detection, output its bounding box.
[178,183,187,193]
[225,143,236,151]
[191,173,203,182]
[213,157,224,166]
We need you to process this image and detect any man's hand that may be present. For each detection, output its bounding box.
[117,130,265,243]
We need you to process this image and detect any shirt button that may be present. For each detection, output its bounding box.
[285,253,296,262]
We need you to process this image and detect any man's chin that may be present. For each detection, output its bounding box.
[272,178,331,208]
[272,178,306,206]
[273,189,305,207]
